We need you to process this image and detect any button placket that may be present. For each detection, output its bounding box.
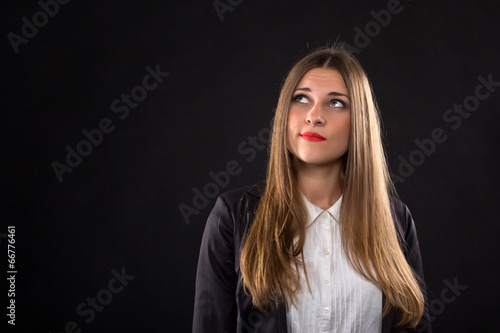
[321,211,333,322]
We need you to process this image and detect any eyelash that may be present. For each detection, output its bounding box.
[292,94,346,108]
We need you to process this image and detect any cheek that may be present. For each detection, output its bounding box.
[340,115,351,138]
[333,114,351,149]
[327,112,350,131]
[286,110,299,142]
[287,109,300,128]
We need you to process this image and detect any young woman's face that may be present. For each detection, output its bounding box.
[287,67,351,167]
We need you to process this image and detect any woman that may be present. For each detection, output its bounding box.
[193,45,431,333]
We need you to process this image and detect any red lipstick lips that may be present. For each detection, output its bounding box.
[300,132,326,142]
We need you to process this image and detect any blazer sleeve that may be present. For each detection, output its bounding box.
[390,200,432,333]
[193,195,238,333]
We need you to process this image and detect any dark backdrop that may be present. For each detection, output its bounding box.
[3,0,499,332]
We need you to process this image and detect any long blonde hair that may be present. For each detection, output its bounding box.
[240,45,425,327]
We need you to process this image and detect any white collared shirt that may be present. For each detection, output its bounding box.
[286,194,382,333]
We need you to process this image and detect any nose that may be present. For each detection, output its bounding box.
[305,104,325,126]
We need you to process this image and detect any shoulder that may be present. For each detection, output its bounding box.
[218,181,265,203]
[206,182,265,243]
[214,182,265,217]
[389,196,422,261]
[389,196,414,236]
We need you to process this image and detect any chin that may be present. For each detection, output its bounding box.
[296,156,338,166]
[293,149,347,165]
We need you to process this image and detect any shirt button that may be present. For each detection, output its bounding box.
[323,307,330,313]
[323,279,330,285]
[324,249,330,255]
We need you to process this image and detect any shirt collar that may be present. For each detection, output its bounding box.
[301,192,342,228]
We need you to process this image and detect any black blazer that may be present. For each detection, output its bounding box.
[193,182,431,333]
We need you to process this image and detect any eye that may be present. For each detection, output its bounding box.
[330,99,345,108]
[293,94,308,104]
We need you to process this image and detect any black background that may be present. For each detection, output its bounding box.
[3,0,499,332]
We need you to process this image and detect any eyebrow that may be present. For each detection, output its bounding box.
[294,87,350,99]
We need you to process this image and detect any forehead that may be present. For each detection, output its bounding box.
[297,67,348,94]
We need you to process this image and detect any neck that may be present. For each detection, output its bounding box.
[294,158,344,210]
